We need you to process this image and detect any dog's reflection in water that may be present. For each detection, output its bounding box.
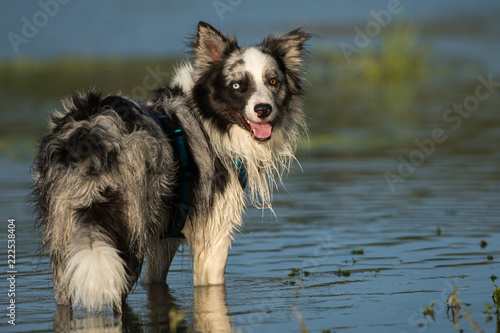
[191,285,232,333]
[53,285,232,332]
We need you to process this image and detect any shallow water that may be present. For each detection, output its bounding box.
[1,148,499,332]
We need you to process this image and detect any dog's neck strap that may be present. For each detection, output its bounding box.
[155,114,247,239]
[232,156,248,189]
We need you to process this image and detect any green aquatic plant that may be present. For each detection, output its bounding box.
[285,268,309,287]
[484,285,500,326]
[336,268,351,277]
[288,267,310,277]
[168,308,185,333]
[493,286,500,309]
[351,249,364,255]
[447,285,486,333]
[423,301,435,321]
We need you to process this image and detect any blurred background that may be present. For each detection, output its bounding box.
[1,1,500,332]
[1,0,499,158]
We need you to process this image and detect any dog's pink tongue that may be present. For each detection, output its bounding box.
[250,122,272,140]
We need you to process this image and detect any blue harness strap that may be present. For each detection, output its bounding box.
[169,127,192,239]
[233,156,248,189]
[156,115,191,239]
[155,114,248,239]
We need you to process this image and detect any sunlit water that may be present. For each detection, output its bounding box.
[1,148,499,332]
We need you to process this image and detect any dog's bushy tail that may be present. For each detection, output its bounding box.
[65,226,128,311]
[33,91,143,311]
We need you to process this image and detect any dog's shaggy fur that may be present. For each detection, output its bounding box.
[32,22,310,311]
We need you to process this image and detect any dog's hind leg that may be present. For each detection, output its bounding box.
[52,259,71,306]
[144,238,183,284]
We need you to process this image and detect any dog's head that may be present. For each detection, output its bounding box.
[191,22,310,143]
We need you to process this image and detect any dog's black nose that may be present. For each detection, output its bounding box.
[254,103,272,119]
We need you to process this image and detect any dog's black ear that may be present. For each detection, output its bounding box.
[262,28,311,71]
[262,28,311,94]
[192,22,238,71]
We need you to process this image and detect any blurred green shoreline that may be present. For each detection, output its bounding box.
[1,22,494,159]
[0,57,179,158]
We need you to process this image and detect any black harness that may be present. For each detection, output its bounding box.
[153,114,248,239]
[100,96,246,240]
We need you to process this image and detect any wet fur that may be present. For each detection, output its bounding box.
[32,22,310,311]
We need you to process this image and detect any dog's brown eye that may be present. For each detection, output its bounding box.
[269,78,278,86]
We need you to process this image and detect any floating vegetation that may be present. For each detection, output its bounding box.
[288,267,310,278]
[283,280,299,286]
[492,285,500,309]
[484,284,500,326]
[419,279,500,331]
[284,268,309,287]
[351,249,364,255]
[168,308,185,333]
[336,268,351,277]
[423,301,435,321]
[446,285,484,333]
[436,227,442,236]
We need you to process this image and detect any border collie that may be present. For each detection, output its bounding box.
[32,22,310,311]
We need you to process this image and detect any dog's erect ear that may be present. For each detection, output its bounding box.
[262,28,311,94]
[262,28,311,71]
[192,22,238,71]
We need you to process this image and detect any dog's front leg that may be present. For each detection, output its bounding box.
[186,230,231,286]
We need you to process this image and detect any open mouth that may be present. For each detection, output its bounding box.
[237,113,273,142]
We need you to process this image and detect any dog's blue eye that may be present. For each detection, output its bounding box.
[232,83,240,90]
